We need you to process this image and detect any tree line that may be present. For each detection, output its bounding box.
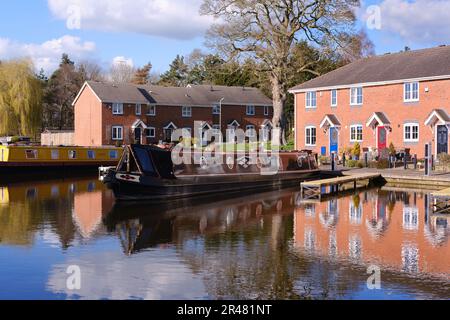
[0,1,374,142]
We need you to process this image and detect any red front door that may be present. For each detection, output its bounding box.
[378,126,387,151]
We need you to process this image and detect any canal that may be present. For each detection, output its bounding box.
[0,177,448,300]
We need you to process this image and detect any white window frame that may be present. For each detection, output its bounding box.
[147,104,156,116]
[146,127,156,138]
[135,104,141,115]
[112,126,123,141]
[350,87,363,106]
[112,103,124,115]
[264,106,270,116]
[305,126,317,146]
[404,82,420,102]
[331,90,338,107]
[246,105,256,116]
[182,106,192,118]
[212,105,221,115]
[404,123,419,142]
[246,125,256,137]
[350,125,363,142]
[305,91,317,109]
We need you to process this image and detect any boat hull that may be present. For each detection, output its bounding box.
[106,170,320,202]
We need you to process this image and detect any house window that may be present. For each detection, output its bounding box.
[25,150,38,159]
[68,150,77,159]
[147,105,156,116]
[135,104,141,115]
[182,106,192,118]
[306,92,317,108]
[246,105,256,116]
[112,126,123,140]
[350,125,363,142]
[404,123,419,142]
[246,125,256,137]
[264,106,270,116]
[112,103,124,115]
[146,127,156,138]
[331,90,338,107]
[212,124,221,133]
[212,105,221,115]
[87,150,96,159]
[51,150,59,160]
[404,82,419,102]
[350,87,363,105]
[109,150,119,159]
[305,126,317,146]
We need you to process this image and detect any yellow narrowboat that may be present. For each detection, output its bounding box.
[0,145,123,175]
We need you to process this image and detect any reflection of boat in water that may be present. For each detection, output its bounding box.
[104,188,300,255]
[102,145,319,201]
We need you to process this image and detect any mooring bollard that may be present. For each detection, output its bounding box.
[413,154,418,170]
[331,153,336,171]
[365,153,368,168]
[404,154,408,170]
[343,153,346,167]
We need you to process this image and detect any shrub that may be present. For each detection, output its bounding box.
[352,142,361,159]
[347,159,358,168]
[376,159,390,169]
[389,142,396,156]
[438,153,450,165]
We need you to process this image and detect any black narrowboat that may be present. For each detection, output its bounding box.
[102,144,319,201]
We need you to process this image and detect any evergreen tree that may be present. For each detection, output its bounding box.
[159,55,189,86]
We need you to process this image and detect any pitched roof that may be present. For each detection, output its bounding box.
[290,46,450,92]
[81,81,272,106]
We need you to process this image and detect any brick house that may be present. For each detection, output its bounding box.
[72,81,273,146]
[290,46,450,158]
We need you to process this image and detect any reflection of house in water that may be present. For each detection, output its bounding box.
[294,190,449,278]
[72,185,114,239]
[0,179,112,248]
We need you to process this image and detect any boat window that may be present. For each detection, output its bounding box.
[109,150,119,159]
[87,150,96,159]
[134,147,156,175]
[25,150,38,159]
[151,149,175,178]
[51,150,59,160]
[69,150,77,159]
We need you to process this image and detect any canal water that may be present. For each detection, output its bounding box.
[0,177,448,300]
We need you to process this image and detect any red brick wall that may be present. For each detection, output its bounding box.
[294,79,450,158]
[101,104,272,145]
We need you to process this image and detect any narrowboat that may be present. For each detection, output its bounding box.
[102,144,319,201]
[0,145,123,177]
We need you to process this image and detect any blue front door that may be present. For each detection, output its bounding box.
[330,127,338,155]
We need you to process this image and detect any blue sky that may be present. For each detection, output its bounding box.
[1,0,449,75]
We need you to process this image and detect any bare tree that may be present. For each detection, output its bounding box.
[78,60,105,82]
[109,60,135,84]
[201,0,360,142]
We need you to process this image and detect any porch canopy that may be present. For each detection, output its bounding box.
[261,119,273,128]
[163,122,178,130]
[131,119,148,130]
[366,112,391,130]
[320,114,341,132]
[424,109,450,129]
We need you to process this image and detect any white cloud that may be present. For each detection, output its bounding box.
[47,0,214,40]
[112,56,134,67]
[361,0,450,45]
[0,35,96,74]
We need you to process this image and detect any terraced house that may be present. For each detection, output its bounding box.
[290,46,450,158]
[73,81,273,147]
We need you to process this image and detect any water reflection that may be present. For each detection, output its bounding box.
[0,178,448,300]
